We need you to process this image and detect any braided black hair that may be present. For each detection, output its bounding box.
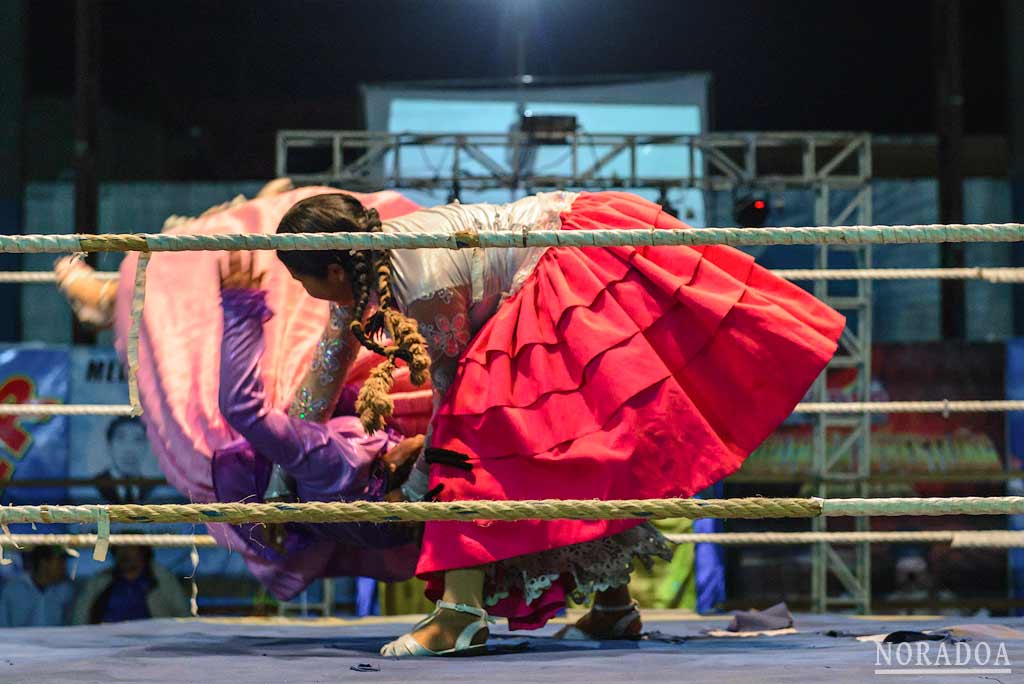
[276,194,430,432]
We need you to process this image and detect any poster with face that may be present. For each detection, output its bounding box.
[68,347,180,504]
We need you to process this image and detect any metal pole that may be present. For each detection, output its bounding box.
[73,0,100,345]
[934,0,966,340]
[1008,0,1024,336]
[0,0,25,341]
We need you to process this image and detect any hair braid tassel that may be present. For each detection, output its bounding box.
[356,355,397,434]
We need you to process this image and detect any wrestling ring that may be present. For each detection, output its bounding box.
[4,222,1024,682]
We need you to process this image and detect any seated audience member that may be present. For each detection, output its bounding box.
[73,544,190,624]
[0,546,74,627]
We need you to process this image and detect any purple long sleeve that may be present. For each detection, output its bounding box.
[218,289,371,502]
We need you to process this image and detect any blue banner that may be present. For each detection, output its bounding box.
[0,346,69,505]
[1006,339,1024,612]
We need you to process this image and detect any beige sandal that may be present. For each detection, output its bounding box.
[553,600,642,640]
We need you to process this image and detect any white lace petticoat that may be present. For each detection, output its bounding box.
[484,522,673,608]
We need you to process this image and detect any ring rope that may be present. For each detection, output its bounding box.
[0,404,135,416]
[773,267,1024,283]
[0,534,219,548]
[0,271,119,283]
[793,400,1024,414]
[125,252,149,416]
[5,530,1024,549]
[4,223,1024,254]
[8,267,1024,285]
[3,497,1024,525]
[4,398,1023,417]
[664,530,1024,548]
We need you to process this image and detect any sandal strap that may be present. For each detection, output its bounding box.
[592,600,639,613]
[436,600,496,623]
[610,609,642,637]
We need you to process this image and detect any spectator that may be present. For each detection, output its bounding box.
[0,546,73,627]
[72,544,189,624]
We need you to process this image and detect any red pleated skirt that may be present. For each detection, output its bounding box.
[416,191,845,627]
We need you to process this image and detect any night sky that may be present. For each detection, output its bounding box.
[26,0,1008,179]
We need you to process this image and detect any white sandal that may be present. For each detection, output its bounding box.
[554,600,642,641]
[380,600,494,658]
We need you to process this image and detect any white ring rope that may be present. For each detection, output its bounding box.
[4,222,1024,254]
[0,404,135,416]
[7,267,1024,285]
[0,271,119,284]
[664,530,1024,548]
[125,253,149,416]
[773,267,1024,283]
[3,399,1023,417]
[4,530,1023,550]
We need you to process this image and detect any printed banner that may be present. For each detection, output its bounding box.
[0,346,69,505]
[69,347,179,504]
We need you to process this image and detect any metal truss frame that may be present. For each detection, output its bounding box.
[276,130,874,613]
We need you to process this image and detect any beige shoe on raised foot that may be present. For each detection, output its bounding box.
[54,256,116,328]
[379,600,494,658]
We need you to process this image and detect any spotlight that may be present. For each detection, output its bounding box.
[734,194,770,227]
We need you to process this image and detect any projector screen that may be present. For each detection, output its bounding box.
[362,74,709,224]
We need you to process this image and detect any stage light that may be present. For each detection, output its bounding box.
[734,194,770,227]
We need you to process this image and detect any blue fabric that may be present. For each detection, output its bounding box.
[1006,339,1024,615]
[694,482,725,613]
[101,576,152,623]
[355,577,378,616]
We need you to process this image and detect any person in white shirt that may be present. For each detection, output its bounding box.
[0,546,74,628]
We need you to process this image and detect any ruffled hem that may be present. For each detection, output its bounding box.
[417,191,844,610]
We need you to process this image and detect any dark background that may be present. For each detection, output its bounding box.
[20,0,1010,180]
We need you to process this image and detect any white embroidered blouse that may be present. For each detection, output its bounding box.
[384,191,579,497]
[386,191,578,398]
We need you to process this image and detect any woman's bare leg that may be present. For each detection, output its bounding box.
[404,567,489,651]
[554,584,643,639]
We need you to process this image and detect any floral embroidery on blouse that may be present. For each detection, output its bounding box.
[311,337,346,387]
[291,387,328,421]
[287,303,354,421]
[428,288,455,305]
[429,312,470,357]
[310,304,351,387]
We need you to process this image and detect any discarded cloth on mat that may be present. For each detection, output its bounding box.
[706,602,797,637]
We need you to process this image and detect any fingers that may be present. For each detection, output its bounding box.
[219,251,266,290]
[382,446,411,471]
[228,250,242,277]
